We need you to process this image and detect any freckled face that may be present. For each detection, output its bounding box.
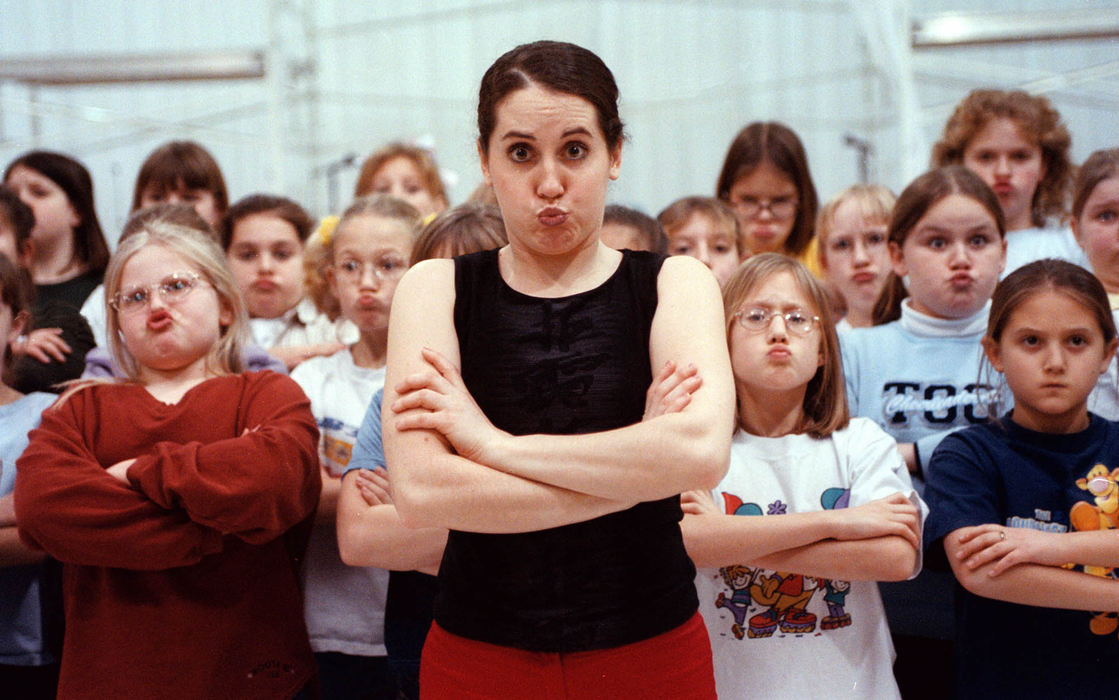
[479,83,621,259]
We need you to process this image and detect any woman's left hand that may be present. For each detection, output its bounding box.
[954,524,1060,576]
[391,347,507,463]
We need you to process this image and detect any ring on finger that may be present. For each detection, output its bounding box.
[999,530,1006,540]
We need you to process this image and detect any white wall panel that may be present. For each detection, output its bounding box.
[1,0,1116,243]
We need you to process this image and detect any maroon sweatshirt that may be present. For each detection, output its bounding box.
[15,371,321,699]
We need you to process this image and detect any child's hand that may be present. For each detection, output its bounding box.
[681,489,720,516]
[105,459,137,485]
[392,347,507,463]
[355,468,393,507]
[643,361,702,421]
[832,492,921,548]
[271,342,347,371]
[0,493,16,527]
[13,327,71,363]
[954,525,1059,576]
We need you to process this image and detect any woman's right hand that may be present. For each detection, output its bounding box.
[643,360,702,421]
[830,492,921,548]
[392,346,508,463]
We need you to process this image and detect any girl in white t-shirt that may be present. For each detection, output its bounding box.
[289,194,421,699]
[682,253,926,699]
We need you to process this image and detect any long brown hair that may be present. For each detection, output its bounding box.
[722,253,848,438]
[715,122,818,257]
[872,166,1006,325]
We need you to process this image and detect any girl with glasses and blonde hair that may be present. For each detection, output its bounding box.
[14,220,321,698]
[290,193,423,698]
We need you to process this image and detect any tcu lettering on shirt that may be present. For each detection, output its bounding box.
[880,381,996,427]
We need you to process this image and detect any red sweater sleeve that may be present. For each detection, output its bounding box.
[14,390,224,570]
[124,373,321,544]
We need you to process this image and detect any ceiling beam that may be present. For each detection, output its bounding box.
[913,7,1119,48]
[0,49,265,86]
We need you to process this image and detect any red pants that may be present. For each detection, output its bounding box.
[419,613,716,699]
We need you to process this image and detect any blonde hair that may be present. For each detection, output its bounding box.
[104,221,247,381]
[354,142,447,205]
[721,253,848,438]
[815,184,896,261]
[305,194,423,319]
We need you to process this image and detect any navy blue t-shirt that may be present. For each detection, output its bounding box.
[925,413,1119,698]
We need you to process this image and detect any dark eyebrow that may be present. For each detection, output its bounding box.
[499,126,593,141]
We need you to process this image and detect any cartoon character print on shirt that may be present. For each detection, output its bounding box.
[712,487,854,641]
[318,416,357,477]
[879,381,997,431]
[1068,463,1119,638]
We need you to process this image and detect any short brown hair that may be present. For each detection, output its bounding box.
[722,253,848,438]
[410,202,506,265]
[219,194,314,250]
[603,204,667,254]
[931,89,1072,227]
[657,196,744,255]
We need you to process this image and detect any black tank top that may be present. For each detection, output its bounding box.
[437,248,698,652]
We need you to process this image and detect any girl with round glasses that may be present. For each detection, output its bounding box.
[682,253,924,698]
[291,194,422,698]
[15,220,320,697]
